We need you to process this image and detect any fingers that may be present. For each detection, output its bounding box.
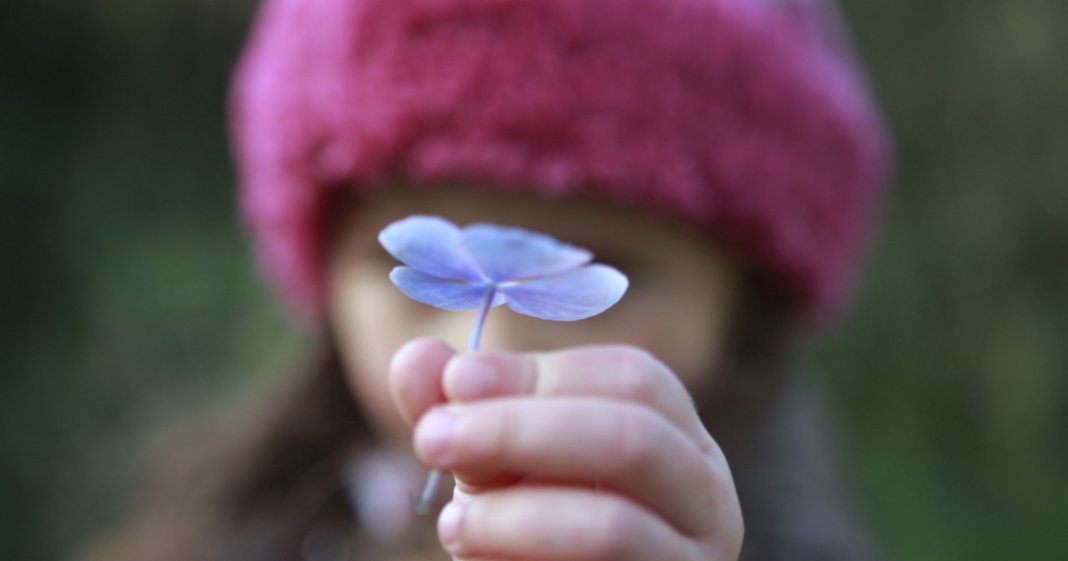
[437,486,700,561]
[414,398,732,536]
[389,338,455,424]
[442,345,717,452]
[390,341,744,558]
[392,342,712,452]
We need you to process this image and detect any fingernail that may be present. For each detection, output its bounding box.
[415,408,457,461]
[437,498,467,548]
[450,356,494,399]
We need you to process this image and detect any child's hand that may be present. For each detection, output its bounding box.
[390,338,743,561]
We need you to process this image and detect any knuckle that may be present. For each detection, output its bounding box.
[613,405,667,475]
[701,498,744,560]
[707,446,731,478]
[586,500,641,561]
[703,442,737,497]
[611,346,673,402]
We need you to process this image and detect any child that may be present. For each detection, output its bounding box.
[84,0,889,559]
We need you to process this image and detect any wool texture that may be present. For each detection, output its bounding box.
[231,0,890,325]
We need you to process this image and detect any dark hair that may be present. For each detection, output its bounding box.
[78,348,370,561]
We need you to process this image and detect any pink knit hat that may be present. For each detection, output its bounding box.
[231,0,890,325]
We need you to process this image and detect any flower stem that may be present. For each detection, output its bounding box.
[411,287,497,515]
[467,288,497,353]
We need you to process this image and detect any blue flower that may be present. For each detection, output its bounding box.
[379,215,628,323]
[379,215,628,514]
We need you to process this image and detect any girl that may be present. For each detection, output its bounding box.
[84,0,889,559]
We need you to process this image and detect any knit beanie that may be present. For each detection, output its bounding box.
[231,0,890,325]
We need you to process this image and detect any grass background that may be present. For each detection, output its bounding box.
[2,1,1065,559]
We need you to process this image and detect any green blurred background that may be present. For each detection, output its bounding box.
[1,1,1065,559]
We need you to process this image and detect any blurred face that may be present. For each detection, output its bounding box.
[327,187,740,443]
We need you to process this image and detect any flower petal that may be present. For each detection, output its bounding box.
[499,264,628,321]
[389,267,504,311]
[460,224,592,282]
[379,216,483,281]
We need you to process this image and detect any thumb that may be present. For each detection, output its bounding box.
[389,338,456,426]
